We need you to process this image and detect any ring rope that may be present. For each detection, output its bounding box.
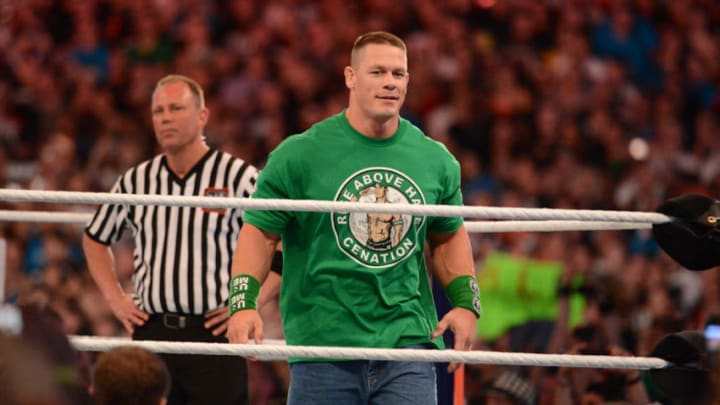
[0,210,94,224]
[68,335,669,370]
[0,210,652,233]
[0,189,671,223]
[465,220,651,233]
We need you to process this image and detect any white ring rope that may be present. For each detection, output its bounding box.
[0,210,94,224]
[68,335,670,370]
[0,189,671,223]
[464,220,651,233]
[0,210,652,233]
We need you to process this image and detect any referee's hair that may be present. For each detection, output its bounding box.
[154,74,206,109]
[91,345,171,405]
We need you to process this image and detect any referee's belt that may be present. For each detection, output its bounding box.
[149,313,206,329]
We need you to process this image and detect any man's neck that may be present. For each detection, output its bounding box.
[345,108,399,139]
[165,141,210,179]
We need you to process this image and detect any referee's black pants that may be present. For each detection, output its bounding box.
[133,314,248,405]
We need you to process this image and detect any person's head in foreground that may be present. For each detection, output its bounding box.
[91,346,171,405]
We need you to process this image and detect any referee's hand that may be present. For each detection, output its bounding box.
[226,309,264,345]
[107,293,149,334]
[204,306,230,336]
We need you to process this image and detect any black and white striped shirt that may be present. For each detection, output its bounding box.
[85,149,258,315]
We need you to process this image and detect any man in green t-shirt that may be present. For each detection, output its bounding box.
[226,31,481,405]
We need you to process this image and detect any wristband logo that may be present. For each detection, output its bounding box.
[332,167,426,268]
[469,278,482,316]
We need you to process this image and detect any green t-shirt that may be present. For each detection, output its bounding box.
[244,111,464,360]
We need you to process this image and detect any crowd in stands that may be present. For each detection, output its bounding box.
[1,0,719,403]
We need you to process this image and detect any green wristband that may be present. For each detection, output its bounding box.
[445,275,482,318]
[229,274,261,316]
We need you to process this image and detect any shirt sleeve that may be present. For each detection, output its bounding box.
[232,161,259,225]
[243,141,298,234]
[84,177,129,245]
[427,153,464,233]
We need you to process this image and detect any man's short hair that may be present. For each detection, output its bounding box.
[92,346,171,405]
[351,31,407,66]
[154,74,206,108]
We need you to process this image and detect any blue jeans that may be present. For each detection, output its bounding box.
[287,355,437,405]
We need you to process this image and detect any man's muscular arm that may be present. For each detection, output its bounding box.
[428,224,479,372]
[225,224,280,344]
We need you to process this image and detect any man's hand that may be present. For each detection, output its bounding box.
[204,306,230,336]
[226,309,264,344]
[107,293,149,334]
[431,307,478,372]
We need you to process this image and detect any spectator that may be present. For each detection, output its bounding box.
[90,346,171,405]
[484,371,536,405]
[0,302,92,405]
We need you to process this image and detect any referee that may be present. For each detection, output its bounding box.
[83,74,281,405]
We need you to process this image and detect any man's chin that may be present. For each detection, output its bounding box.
[158,140,183,153]
[370,109,399,122]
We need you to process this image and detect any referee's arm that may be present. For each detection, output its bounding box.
[226,223,281,344]
[82,233,149,334]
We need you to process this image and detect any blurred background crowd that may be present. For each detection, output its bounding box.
[0,0,719,404]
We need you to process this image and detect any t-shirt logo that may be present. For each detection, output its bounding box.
[332,167,426,268]
[203,187,229,215]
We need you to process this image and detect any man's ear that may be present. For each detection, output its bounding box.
[199,107,210,127]
[344,66,355,90]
